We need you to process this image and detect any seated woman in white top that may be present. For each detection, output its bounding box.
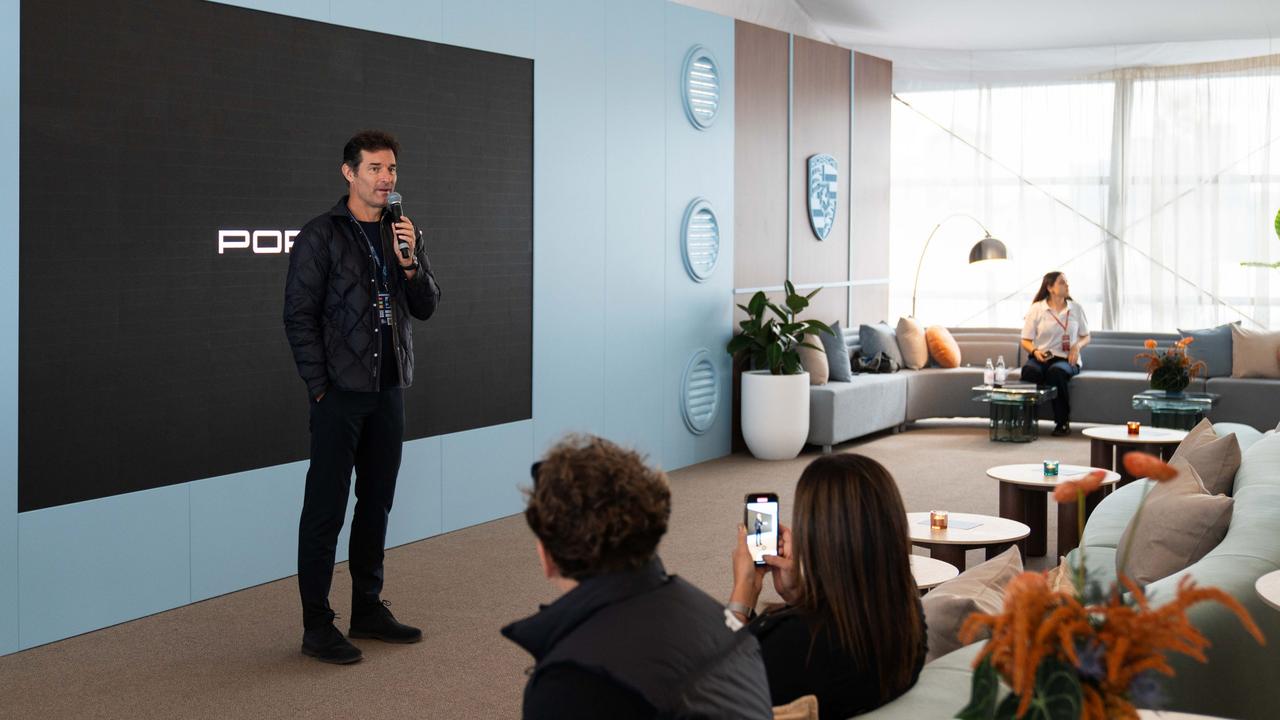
[1020,271,1091,436]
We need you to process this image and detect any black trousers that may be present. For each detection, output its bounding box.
[298,387,404,630]
[1020,356,1080,425]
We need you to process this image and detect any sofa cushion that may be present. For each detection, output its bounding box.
[807,374,908,447]
[1169,419,1241,496]
[1178,322,1237,378]
[1235,431,1280,495]
[797,339,829,385]
[1230,324,1280,379]
[921,546,1022,663]
[896,317,928,370]
[1210,422,1264,454]
[819,321,853,382]
[1116,460,1233,585]
[860,322,904,369]
[925,326,961,368]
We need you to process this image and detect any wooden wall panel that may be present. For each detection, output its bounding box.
[733,21,788,291]
[790,36,850,299]
[850,51,892,326]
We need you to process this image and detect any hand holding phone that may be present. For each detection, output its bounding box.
[744,493,779,566]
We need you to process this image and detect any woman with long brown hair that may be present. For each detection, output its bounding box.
[1021,270,1091,435]
[725,453,927,718]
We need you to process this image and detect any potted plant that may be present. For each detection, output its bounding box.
[726,281,831,460]
[1135,338,1205,395]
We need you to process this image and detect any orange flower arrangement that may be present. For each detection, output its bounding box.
[1135,337,1206,393]
[957,453,1266,719]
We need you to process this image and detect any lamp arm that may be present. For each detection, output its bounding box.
[910,213,993,318]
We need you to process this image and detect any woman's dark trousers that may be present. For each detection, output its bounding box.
[298,387,404,630]
[1020,357,1080,426]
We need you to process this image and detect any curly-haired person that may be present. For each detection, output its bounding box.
[501,435,772,720]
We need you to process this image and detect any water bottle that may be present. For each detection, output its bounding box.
[983,358,995,387]
[995,356,1007,387]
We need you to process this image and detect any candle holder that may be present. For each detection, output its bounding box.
[1043,460,1060,477]
[1127,421,1141,436]
[930,510,948,530]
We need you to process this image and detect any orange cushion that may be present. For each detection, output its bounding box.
[925,326,961,368]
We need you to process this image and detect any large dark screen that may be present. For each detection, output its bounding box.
[20,0,533,511]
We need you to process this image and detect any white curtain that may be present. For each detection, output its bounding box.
[891,55,1280,332]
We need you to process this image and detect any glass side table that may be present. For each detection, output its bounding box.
[1131,390,1219,430]
[971,385,1058,442]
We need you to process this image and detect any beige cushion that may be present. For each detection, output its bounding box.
[772,695,818,720]
[797,340,829,385]
[1230,324,1280,379]
[921,546,1022,662]
[1168,419,1240,496]
[896,317,928,370]
[1116,460,1233,585]
[1044,556,1075,594]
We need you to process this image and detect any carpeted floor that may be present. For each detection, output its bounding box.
[0,420,1095,719]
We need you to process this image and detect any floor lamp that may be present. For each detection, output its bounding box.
[910,213,1008,318]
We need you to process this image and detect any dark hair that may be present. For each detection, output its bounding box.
[1032,271,1073,304]
[790,453,924,701]
[343,130,401,171]
[524,435,671,580]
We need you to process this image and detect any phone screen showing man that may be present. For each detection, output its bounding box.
[745,497,779,565]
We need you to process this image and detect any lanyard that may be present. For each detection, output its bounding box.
[349,214,389,289]
[1049,306,1071,351]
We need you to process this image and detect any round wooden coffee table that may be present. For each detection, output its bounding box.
[1082,425,1187,486]
[1256,569,1280,612]
[911,554,959,591]
[906,512,1030,570]
[987,464,1121,558]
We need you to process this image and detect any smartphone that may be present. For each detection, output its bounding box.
[744,493,780,566]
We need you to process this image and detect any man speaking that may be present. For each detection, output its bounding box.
[284,130,441,664]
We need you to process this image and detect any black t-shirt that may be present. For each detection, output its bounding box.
[357,220,399,387]
[747,602,927,720]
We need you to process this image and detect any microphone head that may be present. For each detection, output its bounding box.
[386,191,403,221]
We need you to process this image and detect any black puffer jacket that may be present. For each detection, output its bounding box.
[284,196,441,398]
[502,557,774,719]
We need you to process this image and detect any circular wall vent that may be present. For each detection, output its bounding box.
[681,198,720,282]
[680,349,719,435]
[681,46,720,130]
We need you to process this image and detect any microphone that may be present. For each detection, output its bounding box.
[387,191,410,260]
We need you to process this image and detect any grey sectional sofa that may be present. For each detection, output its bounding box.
[863,424,1280,719]
[808,327,1280,451]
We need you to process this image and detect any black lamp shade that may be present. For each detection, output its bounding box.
[968,234,1008,264]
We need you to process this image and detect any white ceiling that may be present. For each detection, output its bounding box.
[675,0,1280,87]
[794,0,1280,52]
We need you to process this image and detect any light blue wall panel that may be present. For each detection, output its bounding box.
[531,0,608,455]
[0,0,16,657]
[603,0,668,464]
[18,486,190,649]
[663,4,734,470]
[330,1,444,42]
[385,436,443,548]
[442,0,535,59]
[189,463,305,602]
[442,420,532,532]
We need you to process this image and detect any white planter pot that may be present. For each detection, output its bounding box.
[741,370,810,460]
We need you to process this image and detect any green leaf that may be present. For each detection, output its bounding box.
[1275,207,1279,242]
[767,302,792,322]
[784,279,796,296]
[747,292,767,318]
[785,292,809,314]
[799,341,824,352]
[991,658,1082,720]
[726,335,754,356]
[782,352,802,375]
[766,343,783,374]
[804,286,821,300]
[956,658,999,720]
[804,319,834,336]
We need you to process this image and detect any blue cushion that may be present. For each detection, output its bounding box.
[859,322,904,369]
[1178,322,1237,378]
[820,321,853,382]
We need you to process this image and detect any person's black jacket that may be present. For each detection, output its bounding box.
[502,557,773,720]
[747,599,927,720]
[284,196,441,398]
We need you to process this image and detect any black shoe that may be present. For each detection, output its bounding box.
[301,622,363,664]
[349,600,423,644]
[1052,423,1070,437]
